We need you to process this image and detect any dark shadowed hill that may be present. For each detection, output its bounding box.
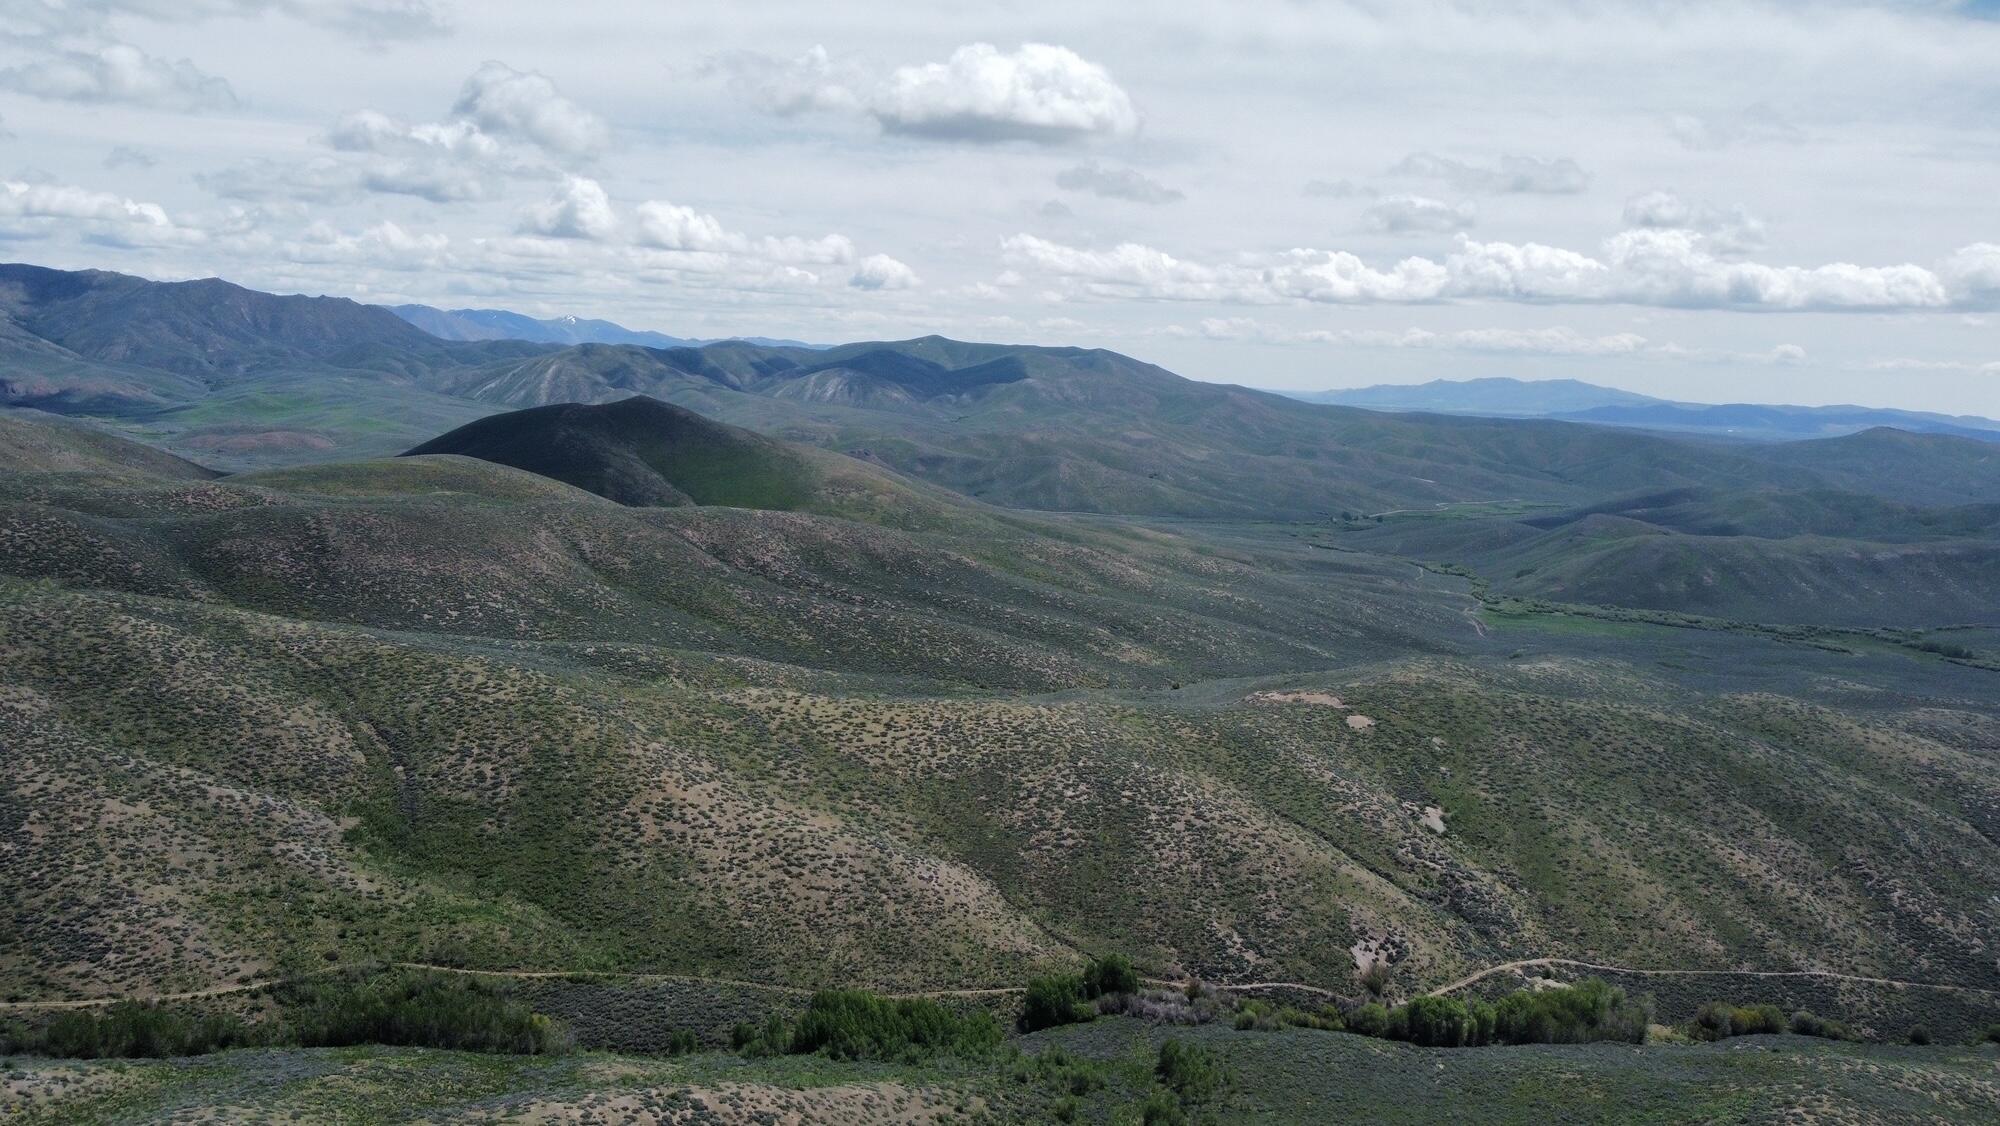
[400,394,980,532]
[402,395,822,508]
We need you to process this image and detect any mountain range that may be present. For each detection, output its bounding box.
[1289,376,2000,442]
[387,302,821,350]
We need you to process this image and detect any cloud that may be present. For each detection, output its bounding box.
[634,201,731,252]
[1180,319,1818,366]
[1668,104,1804,151]
[103,145,157,170]
[198,152,486,204]
[286,219,450,270]
[200,63,603,206]
[452,62,609,157]
[0,43,236,110]
[1055,161,1182,204]
[518,175,618,239]
[873,43,1138,143]
[1622,190,1767,255]
[699,45,861,116]
[1365,194,1475,234]
[0,177,202,248]
[1940,242,2000,301]
[1005,228,1995,312]
[0,179,172,227]
[634,199,854,265]
[1390,152,1590,194]
[849,254,921,290]
[13,1,447,41]
[1188,318,1650,356]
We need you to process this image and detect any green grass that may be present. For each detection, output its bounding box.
[7,1027,1999,1124]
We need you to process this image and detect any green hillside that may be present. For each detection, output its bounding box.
[3,410,1995,1034]
[1338,487,2000,627]
[8,1030,1998,1124]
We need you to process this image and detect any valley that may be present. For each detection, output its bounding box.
[3,265,1998,1122]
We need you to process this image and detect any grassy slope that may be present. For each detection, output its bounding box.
[1333,489,2000,628]
[0,413,215,480]
[3,447,1996,1024]
[6,1032,1998,1124]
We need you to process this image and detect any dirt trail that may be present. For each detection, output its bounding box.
[1425,958,2000,999]
[7,959,1994,1013]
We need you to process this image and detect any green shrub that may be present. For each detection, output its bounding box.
[1788,1010,1857,1042]
[1021,974,1096,1032]
[1976,1024,2000,1046]
[663,1029,700,1055]
[1345,1002,1390,1038]
[1155,1038,1228,1106]
[1489,980,1649,1045]
[1084,954,1139,998]
[788,990,1002,1061]
[276,970,568,1055]
[24,1003,256,1059]
[1012,1045,1108,1097]
[1907,1025,1933,1046]
[733,1012,792,1057]
[1139,1088,1187,1125]
[1691,1001,1784,1042]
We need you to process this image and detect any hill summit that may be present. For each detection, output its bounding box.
[402,395,824,509]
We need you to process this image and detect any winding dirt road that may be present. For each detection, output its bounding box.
[6,957,1994,1013]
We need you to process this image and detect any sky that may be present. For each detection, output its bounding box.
[1,1,1997,415]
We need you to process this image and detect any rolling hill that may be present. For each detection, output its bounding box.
[1336,485,2000,626]
[8,265,2000,524]
[3,407,1997,1038]
[1293,377,2000,442]
[1290,377,1662,415]
[388,302,819,349]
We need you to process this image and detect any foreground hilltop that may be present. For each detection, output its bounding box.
[402,394,957,530]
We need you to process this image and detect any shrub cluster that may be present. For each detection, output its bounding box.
[1020,954,1141,1032]
[276,970,571,1055]
[1690,1002,1786,1042]
[2,971,571,1060]
[1140,1037,1233,1123]
[1336,980,1649,1047]
[1,1004,256,1059]
[1786,1010,1858,1042]
[787,990,1003,1061]
[1233,998,1342,1032]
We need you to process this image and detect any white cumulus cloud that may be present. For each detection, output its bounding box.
[1007,228,1996,312]
[518,175,618,240]
[849,254,921,290]
[873,43,1137,143]
[1622,190,1767,255]
[452,61,609,157]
